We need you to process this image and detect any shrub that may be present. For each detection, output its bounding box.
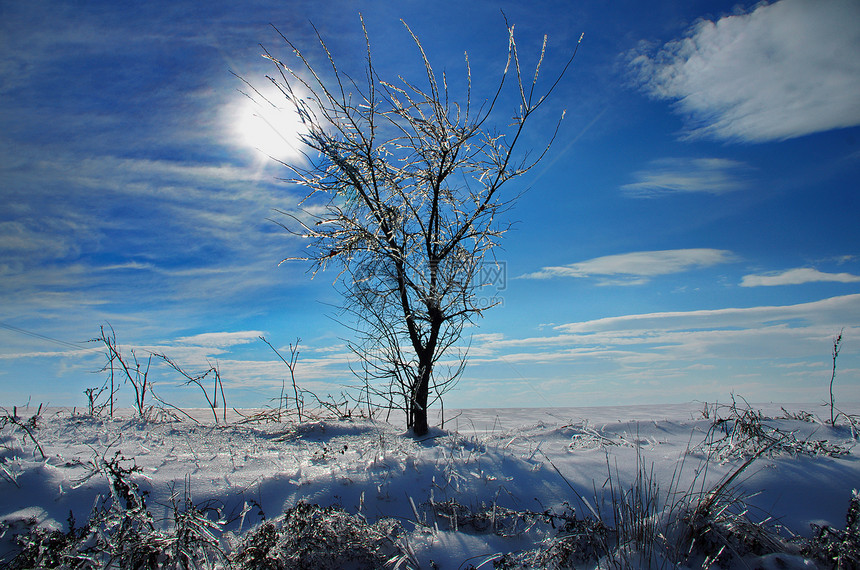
[802,489,860,568]
[695,396,850,460]
[231,501,404,570]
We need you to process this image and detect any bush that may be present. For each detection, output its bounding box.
[231,501,404,570]
[802,490,860,568]
[6,453,225,569]
[695,397,850,460]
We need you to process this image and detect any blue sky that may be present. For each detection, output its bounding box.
[2,0,859,410]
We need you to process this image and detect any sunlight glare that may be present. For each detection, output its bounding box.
[231,85,309,165]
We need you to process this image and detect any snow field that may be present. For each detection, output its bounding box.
[1,402,858,568]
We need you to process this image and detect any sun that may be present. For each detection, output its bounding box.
[230,86,309,165]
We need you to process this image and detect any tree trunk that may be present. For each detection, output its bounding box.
[411,363,431,436]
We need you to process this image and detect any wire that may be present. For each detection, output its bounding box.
[497,354,555,408]
[0,321,94,351]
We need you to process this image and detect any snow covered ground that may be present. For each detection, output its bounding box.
[1,401,858,568]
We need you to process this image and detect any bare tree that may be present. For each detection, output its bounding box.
[250,17,581,435]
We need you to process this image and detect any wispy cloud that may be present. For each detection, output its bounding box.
[174,331,265,348]
[472,294,860,380]
[553,294,860,336]
[518,249,736,283]
[0,144,309,321]
[621,158,749,197]
[741,267,860,287]
[628,0,860,142]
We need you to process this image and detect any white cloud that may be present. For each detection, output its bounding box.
[621,158,749,197]
[0,144,311,318]
[0,221,78,260]
[519,248,736,282]
[629,0,860,142]
[741,267,860,287]
[554,293,860,335]
[469,294,860,370]
[174,331,265,348]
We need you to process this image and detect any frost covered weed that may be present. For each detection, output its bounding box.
[9,495,408,569]
[423,497,551,537]
[598,455,669,569]
[4,513,92,570]
[532,513,608,569]
[803,490,860,569]
[231,501,406,570]
[160,478,227,568]
[671,452,789,568]
[582,446,860,569]
[780,407,817,423]
[695,397,851,460]
[1,406,45,487]
[493,509,607,569]
[834,410,860,440]
[504,444,807,569]
[564,420,627,450]
[0,404,46,459]
[6,451,227,569]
